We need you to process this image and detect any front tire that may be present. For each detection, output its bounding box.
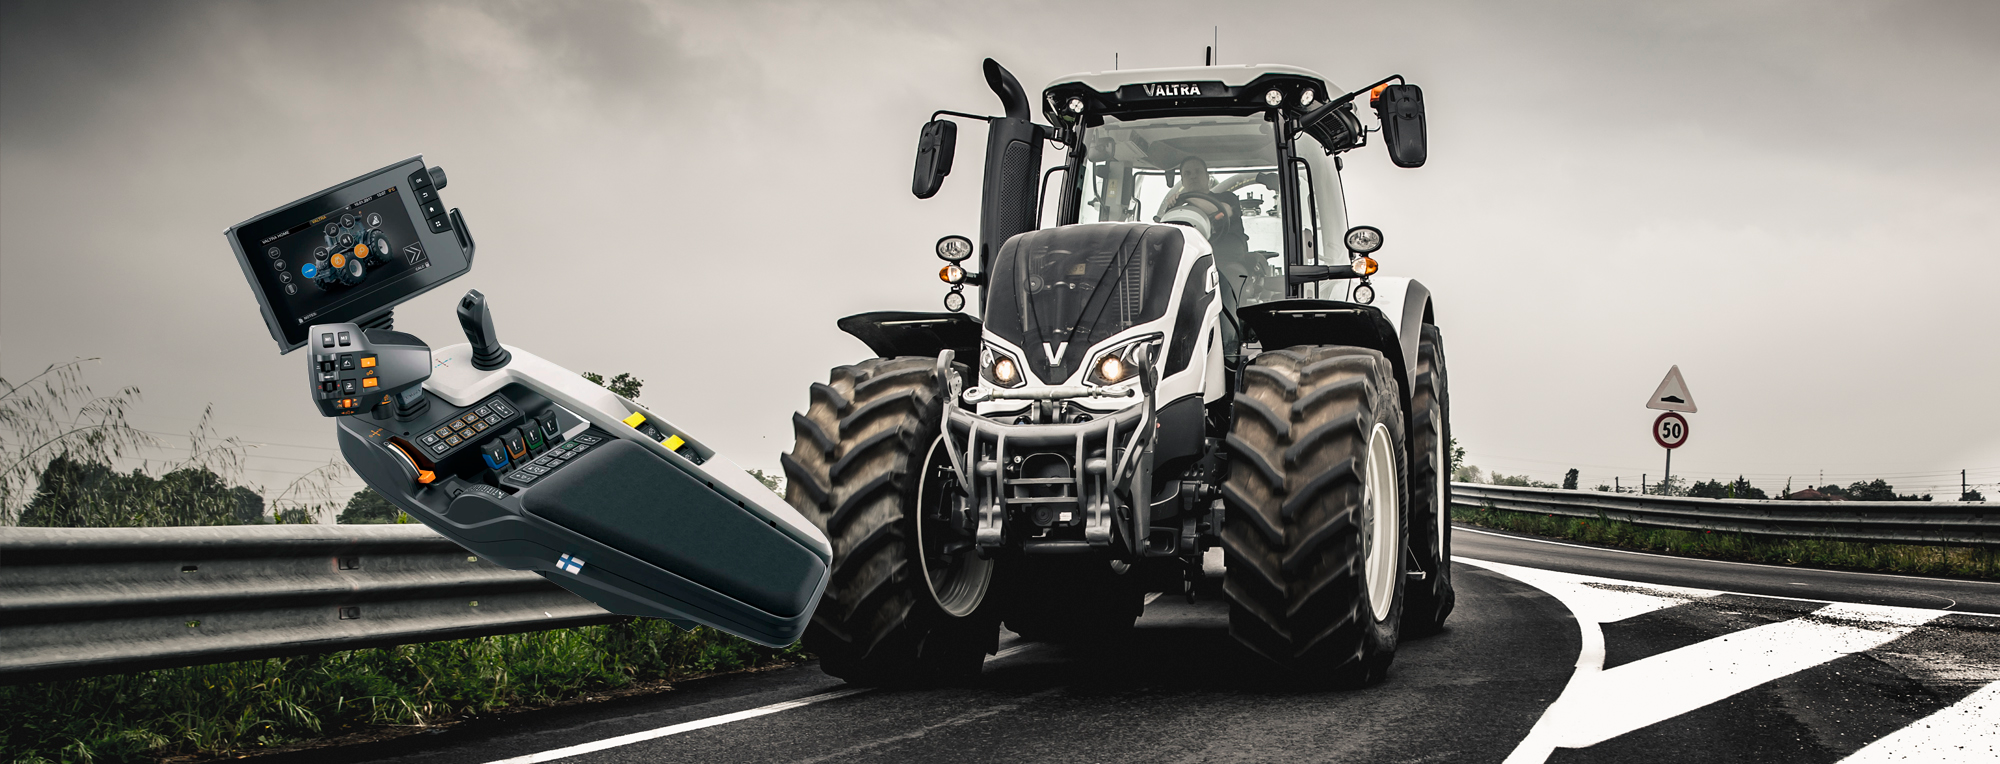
[1222,345,1408,686]
[1402,325,1456,634]
[782,357,997,685]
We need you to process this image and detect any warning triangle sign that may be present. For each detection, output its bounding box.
[1647,365,1697,412]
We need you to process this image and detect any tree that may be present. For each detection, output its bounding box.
[335,488,404,524]
[1449,438,1466,477]
[1965,488,1987,501]
[1687,478,1729,499]
[2,359,154,522]
[1847,479,1897,501]
[1650,475,1687,496]
[17,456,250,527]
[1729,476,1767,500]
[1562,469,1579,490]
[581,372,644,400]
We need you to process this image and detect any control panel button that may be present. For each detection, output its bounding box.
[427,215,453,234]
[483,415,501,426]
[429,443,449,455]
[472,420,489,432]
[360,356,376,368]
[445,435,462,446]
[337,331,351,346]
[321,333,335,348]
[420,433,440,445]
[362,377,378,388]
[340,357,356,370]
[409,169,432,190]
[489,402,513,417]
[340,380,357,395]
[434,427,452,439]
[481,440,509,470]
[475,406,492,417]
[420,199,446,219]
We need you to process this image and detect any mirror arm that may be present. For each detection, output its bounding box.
[931,109,995,123]
[1295,74,1405,132]
[1286,264,1361,285]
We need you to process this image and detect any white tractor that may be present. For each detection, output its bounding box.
[783,59,1453,687]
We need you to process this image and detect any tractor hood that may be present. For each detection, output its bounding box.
[984,223,1186,384]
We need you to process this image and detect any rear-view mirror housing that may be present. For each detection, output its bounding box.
[912,119,958,199]
[1375,84,1427,168]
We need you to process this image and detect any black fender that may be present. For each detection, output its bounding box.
[1235,285,1433,416]
[837,311,983,362]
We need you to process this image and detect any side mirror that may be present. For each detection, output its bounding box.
[1374,84,1427,168]
[912,119,958,199]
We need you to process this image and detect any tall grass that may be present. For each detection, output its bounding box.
[1454,505,1998,579]
[1,620,806,763]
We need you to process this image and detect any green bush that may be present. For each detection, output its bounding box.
[0,621,806,763]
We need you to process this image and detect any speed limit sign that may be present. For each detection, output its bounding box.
[1653,412,1689,449]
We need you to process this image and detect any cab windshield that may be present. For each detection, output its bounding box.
[1075,113,1288,305]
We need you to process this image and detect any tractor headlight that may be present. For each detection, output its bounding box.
[1067,96,1086,114]
[1264,89,1284,107]
[1351,256,1378,277]
[982,344,1026,388]
[1344,225,1383,254]
[1086,336,1162,387]
[1300,89,1316,106]
[936,235,974,262]
[940,265,965,284]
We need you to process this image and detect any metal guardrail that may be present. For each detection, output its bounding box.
[0,525,617,685]
[1451,483,1995,546]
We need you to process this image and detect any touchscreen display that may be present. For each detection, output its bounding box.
[229,157,470,352]
[248,187,429,327]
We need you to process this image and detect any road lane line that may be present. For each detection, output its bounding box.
[1838,679,2000,763]
[1456,526,2000,586]
[1462,556,1950,764]
[483,686,872,764]
[487,639,1043,763]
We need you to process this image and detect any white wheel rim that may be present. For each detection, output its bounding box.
[1362,422,1398,623]
[1434,421,1447,557]
[915,435,993,617]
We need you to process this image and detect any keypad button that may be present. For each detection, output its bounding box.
[460,413,479,424]
[475,406,492,417]
[430,443,449,455]
[337,332,351,346]
[434,427,452,439]
[526,465,549,475]
[490,403,512,416]
[445,435,462,446]
[341,357,357,370]
[472,420,489,432]
[513,473,536,483]
[577,435,602,444]
[427,216,452,234]
[533,457,552,466]
[483,415,501,426]
[420,434,440,445]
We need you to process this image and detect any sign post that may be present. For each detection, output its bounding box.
[1647,367,1696,493]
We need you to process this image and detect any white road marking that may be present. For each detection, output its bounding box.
[1838,679,2000,763]
[485,638,1042,763]
[1455,526,2000,586]
[1143,592,1163,605]
[1460,556,1954,764]
[483,686,872,764]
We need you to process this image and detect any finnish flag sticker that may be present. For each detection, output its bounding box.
[557,554,585,574]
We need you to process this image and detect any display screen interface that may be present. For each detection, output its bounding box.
[235,182,436,346]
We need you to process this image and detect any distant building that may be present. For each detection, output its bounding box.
[1785,488,1847,501]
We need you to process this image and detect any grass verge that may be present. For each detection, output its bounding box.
[1453,505,1998,580]
[1,620,807,763]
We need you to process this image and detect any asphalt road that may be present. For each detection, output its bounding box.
[252,528,1999,764]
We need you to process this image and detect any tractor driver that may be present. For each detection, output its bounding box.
[1156,156,1265,306]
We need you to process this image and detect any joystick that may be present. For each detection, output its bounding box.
[456,289,511,370]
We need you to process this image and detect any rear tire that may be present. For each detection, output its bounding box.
[1402,325,1456,634]
[782,357,997,685]
[1222,345,1408,686]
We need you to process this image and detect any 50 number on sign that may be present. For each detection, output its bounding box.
[1653,412,1689,449]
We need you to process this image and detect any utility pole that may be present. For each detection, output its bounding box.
[1642,474,1647,495]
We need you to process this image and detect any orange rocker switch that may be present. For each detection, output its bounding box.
[360,356,377,368]
[362,377,379,388]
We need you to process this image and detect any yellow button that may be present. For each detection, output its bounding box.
[663,435,685,451]
[622,412,648,428]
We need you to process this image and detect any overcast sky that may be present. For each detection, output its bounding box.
[3,0,1996,510]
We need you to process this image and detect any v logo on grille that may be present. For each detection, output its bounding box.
[1042,342,1069,365]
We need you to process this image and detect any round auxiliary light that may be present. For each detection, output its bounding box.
[1067,96,1086,114]
[1300,89,1316,106]
[943,290,966,312]
[936,235,973,262]
[993,356,1019,385]
[1344,225,1384,254]
[1354,282,1376,304]
[1098,354,1127,383]
[940,265,965,284]
[1264,89,1284,107]
[1352,256,1378,277]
